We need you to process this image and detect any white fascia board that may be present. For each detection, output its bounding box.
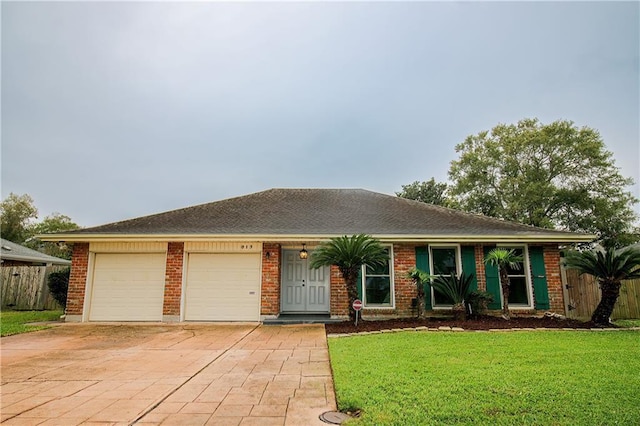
[0,253,71,265]
[38,232,596,244]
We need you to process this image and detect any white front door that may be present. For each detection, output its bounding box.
[281,250,330,313]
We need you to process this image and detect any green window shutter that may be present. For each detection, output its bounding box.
[484,246,501,309]
[529,246,550,310]
[461,246,478,291]
[356,268,363,300]
[415,246,432,310]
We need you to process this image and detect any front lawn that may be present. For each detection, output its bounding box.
[0,310,63,337]
[329,331,640,425]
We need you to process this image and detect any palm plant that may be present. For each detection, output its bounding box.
[408,268,430,318]
[309,234,389,322]
[564,246,640,326]
[484,248,524,320]
[431,271,475,320]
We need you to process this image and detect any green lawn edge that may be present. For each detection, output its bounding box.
[0,310,63,337]
[328,331,640,425]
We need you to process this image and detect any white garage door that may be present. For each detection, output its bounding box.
[89,253,166,321]
[185,253,261,321]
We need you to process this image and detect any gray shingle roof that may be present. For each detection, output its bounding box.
[1,238,71,265]
[55,188,591,241]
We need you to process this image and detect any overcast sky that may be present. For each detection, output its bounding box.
[2,1,638,227]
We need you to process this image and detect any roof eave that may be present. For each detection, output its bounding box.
[38,233,596,244]
[0,253,71,265]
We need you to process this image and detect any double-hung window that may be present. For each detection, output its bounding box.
[499,246,532,308]
[363,247,393,307]
[430,245,460,307]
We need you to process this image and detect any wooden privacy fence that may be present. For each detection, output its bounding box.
[562,267,640,320]
[1,265,66,310]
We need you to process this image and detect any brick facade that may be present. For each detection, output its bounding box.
[64,240,567,321]
[390,244,418,317]
[330,265,349,318]
[163,242,184,317]
[66,243,89,317]
[542,244,564,313]
[474,244,487,291]
[261,243,281,316]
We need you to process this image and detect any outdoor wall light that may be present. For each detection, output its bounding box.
[299,244,308,259]
[265,252,271,259]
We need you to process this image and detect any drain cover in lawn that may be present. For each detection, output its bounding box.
[319,411,351,424]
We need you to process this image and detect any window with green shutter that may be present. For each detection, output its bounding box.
[429,245,461,307]
[486,245,536,309]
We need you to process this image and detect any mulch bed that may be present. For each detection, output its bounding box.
[325,315,600,334]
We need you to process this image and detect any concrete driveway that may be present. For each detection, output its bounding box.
[1,323,336,425]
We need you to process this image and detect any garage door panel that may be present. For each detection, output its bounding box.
[185,253,260,321]
[89,253,166,321]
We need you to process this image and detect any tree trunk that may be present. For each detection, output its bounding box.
[344,270,359,322]
[591,280,621,326]
[452,303,466,321]
[416,282,425,319]
[500,268,510,320]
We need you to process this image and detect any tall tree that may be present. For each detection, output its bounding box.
[0,193,38,243]
[309,234,388,322]
[27,213,80,259]
[484,248,523,320]
[447,118,638,248]
[564,246,640,326]
[396,178,449,206]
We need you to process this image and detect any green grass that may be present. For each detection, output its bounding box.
[329,331,640,425]
[0,310,63,337]
[614,319,640,328]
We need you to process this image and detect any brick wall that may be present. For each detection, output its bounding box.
[163,242,184,316]
[474,244,487,291]
[261,243,281,315]
[67,243,89,317]
[330,265,349,317]
[392,244,417,316]
[542,244,564,313]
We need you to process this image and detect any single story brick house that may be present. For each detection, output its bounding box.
[41,189,593,322]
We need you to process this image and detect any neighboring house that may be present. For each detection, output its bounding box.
[0,238,71,267]
[40,189,593,322]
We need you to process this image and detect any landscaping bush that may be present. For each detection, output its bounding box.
[48,267,70,308]
[466,290,494,318]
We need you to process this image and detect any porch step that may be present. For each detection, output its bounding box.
[263,314,343,325]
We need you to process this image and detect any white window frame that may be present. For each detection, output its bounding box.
[496,244,533,309]
[429,244,462,309]
[362,245,394,309]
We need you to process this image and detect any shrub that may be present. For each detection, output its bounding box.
[466,291,494,318]
[431,272,475,320]
[48,268,70,308]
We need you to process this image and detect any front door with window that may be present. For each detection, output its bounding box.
[281,250,330,313]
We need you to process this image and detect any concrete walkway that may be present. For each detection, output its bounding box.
[1,323,336,425]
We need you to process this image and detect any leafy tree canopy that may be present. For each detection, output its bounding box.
[0,193,38,243]
[396,178,449,206]
[399,118,639,248]
[1,193,80,259]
